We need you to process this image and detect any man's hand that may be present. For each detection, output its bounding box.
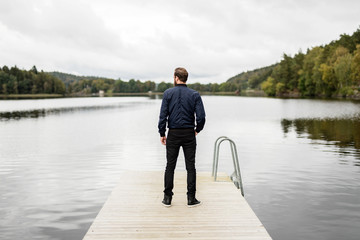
[195,131,198,136]
[160,136,167,145]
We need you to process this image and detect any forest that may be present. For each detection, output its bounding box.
[0,66,66,95]
[228,27,360,98]
[0,67,240,96]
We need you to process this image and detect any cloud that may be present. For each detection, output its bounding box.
[1,0,360,83]
[0,0,121,51]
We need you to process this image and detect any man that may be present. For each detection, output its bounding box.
[158,67,206,208]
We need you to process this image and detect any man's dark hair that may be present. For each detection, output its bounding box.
[174,67,188,82]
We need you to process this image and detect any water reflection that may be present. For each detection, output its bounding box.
[0,105,124,121]
[281,117,360,165]
[0,97,154,121]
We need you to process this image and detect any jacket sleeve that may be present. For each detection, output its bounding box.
[158,92,169,137]
[195,94,206,133]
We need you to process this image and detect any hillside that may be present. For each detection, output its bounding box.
[227,64,277,90]
[48,71,114,87]
[227,27,360,98]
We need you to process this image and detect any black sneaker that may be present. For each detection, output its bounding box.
[187,197,201,208]
[162,194,172,207]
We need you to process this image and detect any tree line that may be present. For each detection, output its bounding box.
[1,66,241,96]
[258,28,360,97]
[47,72,240,94]
[0,66,66,95]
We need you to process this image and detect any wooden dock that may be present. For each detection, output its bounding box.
[83,171,272,240]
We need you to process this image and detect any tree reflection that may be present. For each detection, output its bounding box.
[281,118,360,151]
[0,105,122,121]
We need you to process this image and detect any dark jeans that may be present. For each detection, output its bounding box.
[164,128,197,197]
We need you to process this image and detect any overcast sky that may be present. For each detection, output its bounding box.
[0,0,359,83]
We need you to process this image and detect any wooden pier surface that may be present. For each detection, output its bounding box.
[83,171,272,240]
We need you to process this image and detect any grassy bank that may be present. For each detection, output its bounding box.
[0,94,64,99]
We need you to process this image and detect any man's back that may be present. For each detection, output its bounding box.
[158,84,205,137]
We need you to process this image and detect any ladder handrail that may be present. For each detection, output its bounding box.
[212,136,228,177]
[212,136,244,196]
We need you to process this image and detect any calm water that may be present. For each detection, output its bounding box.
[0,96,360,240]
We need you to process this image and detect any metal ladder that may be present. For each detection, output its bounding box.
[212,136,244,196]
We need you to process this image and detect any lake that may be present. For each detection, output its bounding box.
[0,96,360,240]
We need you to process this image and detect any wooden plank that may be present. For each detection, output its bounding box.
[83,171,272,240]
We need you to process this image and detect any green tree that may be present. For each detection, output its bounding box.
[334,53,353,90]
[276,82,285,95]
[157,82,172,92]
[211,83,219,92]
[319,63,336,96]
[261,76,276,96]
[30,65,38,74]
[0,71,10,90]
[351,45,360,86]
[188,82,202,91]
[337,33,356,52]
[219,82,239,92]
[291,51,305,90]
[299,47,323,96]
[13,80,18,94]
[32,85,38,94]
[144,80,156,92]
[2,83,7,94]
[2,65,10,74]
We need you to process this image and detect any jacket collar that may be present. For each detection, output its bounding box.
[175,83,187,87]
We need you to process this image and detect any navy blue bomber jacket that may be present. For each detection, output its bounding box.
[158,84,206,137]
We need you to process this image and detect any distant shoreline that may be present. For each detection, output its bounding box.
[0,91,244,99]
[1,90,360,101]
